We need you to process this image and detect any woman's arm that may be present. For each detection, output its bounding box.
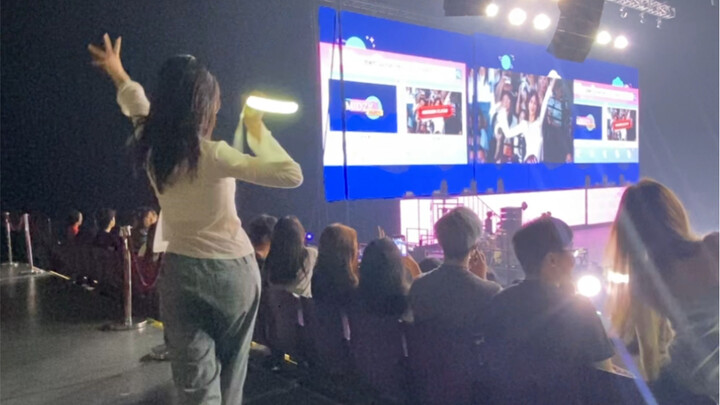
[89,34,148,125]
[496,109,527,139]
[213,124,303,188]
[537,78,557,125]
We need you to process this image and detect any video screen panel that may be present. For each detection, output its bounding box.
[319,8,640,201]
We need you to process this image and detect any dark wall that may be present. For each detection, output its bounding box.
[2,0,718,242]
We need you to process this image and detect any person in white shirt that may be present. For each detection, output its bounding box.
[89,34,303,405]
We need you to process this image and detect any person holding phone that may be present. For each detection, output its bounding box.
[89,34,303,405]
[409,207,501,333]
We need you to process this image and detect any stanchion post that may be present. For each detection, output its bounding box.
[107,226,146,331]
[22,214,39,273]
[3,212,13,265]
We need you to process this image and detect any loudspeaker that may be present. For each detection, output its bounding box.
[443,0,491,17]
[547,0,605,62]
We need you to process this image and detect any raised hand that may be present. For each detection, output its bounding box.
[241,92,267,142]
[88,33,129,87]
[469,248,488,279]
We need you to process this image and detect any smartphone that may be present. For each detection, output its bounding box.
[393,238,408,257]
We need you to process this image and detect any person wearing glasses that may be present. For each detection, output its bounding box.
[480,217,616,403]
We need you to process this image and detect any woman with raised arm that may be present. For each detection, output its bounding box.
[89,34,303,405]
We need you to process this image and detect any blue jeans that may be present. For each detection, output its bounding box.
[159,253,261,405]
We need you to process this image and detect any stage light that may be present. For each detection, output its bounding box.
[656,18,662,29]
[508,8,527,26]
[577,275,602,297]
[486,3,499,17]
[619,7,628,18]
[305,232,314,242]
[596,30,612,45]
[533,14,552,30]
[614,35,629,49]
[246,95,299,114]
[639,12,646,24]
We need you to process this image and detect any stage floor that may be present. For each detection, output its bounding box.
[0,264,338,405]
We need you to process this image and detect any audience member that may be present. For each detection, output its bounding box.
[484,212,494,235]
[418,257,441,274]
[131,207,157,254]
[76,213,99,245]
[483,217,614,370]
[409,207,501,332]
[605,179,719,404]
[62,209,83,245]
[265,216,317,298]
[311,223,359,309]
[247,214,278,270]
[357,238,413,318]
[93,208,123,252]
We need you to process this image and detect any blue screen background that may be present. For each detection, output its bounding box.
[319,7,639,201]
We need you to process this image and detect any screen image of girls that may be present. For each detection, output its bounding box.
[477,68,573,164]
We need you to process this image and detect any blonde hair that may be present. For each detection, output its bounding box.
[605,179,696,380]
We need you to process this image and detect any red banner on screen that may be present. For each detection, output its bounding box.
[612,119,633,131]
[417,105,454,119]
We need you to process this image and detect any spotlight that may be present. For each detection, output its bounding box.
[577,274,602,297]
[656,18,662,29]
[619,7,628,19]
[508,8,527,26]
[596,30,612,45]
[246,95,299,114]
[305,232,315,242]
[613,35,629,49]
[533,13,552,30]
[639,12,646,24]
[486,3,499,17]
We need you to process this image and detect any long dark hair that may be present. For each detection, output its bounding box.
[135,55,220,193]
[265,216,308,285]
[311,224,359,306]
[357,238,412,317]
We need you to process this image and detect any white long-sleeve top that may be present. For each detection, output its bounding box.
[116,80,303,259]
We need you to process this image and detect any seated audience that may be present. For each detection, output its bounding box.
[130,207,157,254]
[93,208,123,252]
[265,216,317,298]
[311,223,359,308]
[605,179,719,404]
[247,214,278,270]
[418,257,442,274]
[356,238,413,318]
[482,217,615,371]
[76,214,99,245]
[61,209,83,245]
[410,207,501,332]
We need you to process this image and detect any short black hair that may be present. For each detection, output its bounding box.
[247,214,278,247]
[435,207,482,261]
[135,206,156,222]
[65,209,82,226]
[96,208,117,231]
[512,217,573,276]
